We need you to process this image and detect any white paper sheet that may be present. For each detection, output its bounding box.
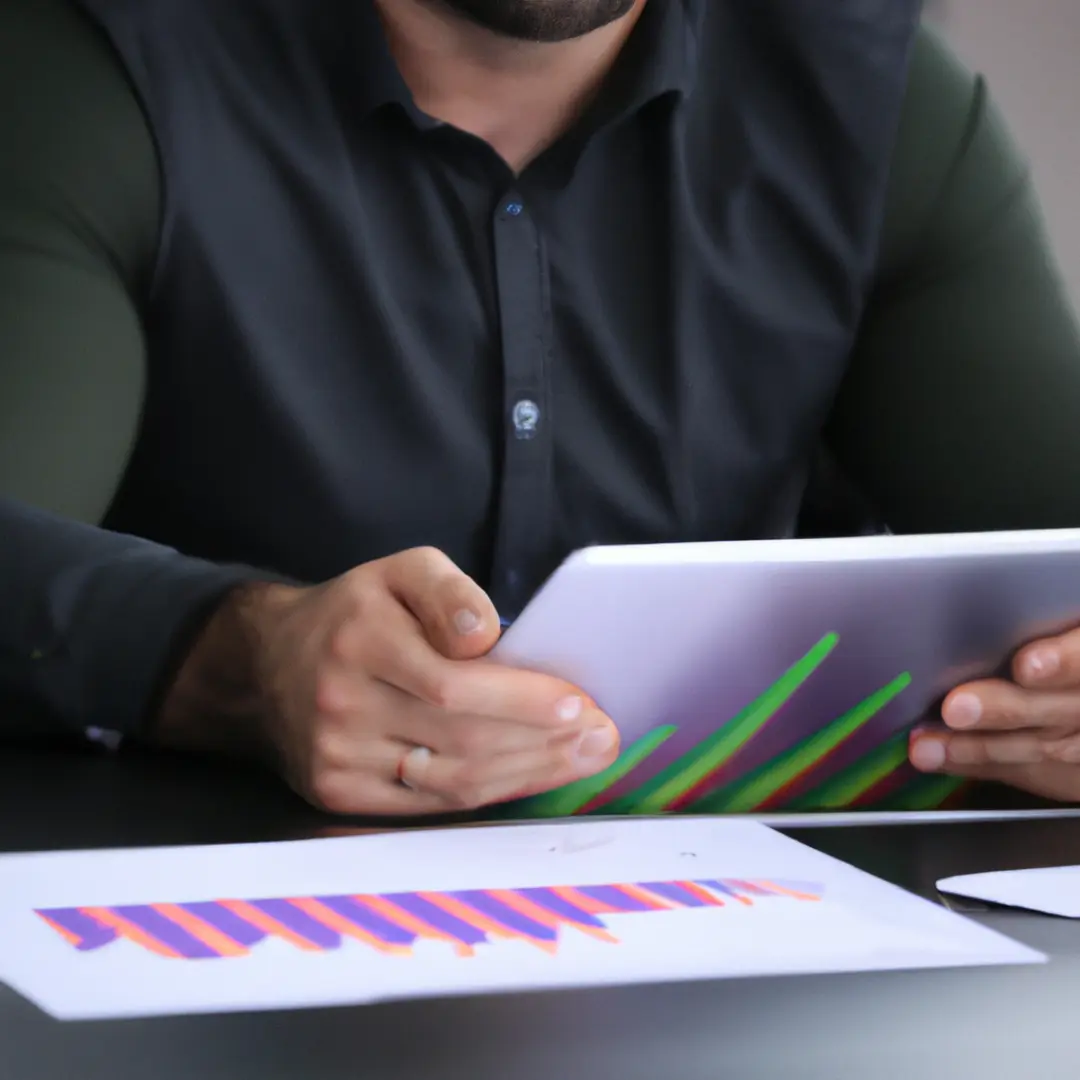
[0,820,1042,1020]
[938,865,1080,918]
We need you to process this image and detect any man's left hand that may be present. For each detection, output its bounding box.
[909,627,1080,802]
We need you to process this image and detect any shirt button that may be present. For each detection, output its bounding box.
[504,200,524,216]
[512,398,541,439]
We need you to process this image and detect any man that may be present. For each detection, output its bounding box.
[3,0,1080,816]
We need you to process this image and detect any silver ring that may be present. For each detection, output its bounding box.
[396,745,432,791]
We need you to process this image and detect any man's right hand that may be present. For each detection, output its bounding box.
[155,548,620,816]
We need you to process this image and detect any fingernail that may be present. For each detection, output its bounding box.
[555,696,584,722]
[910,737,947,772]
[943,693,982,729]
[1023,648,1060,682]
[577,727,616,761]
[453,609,483,635]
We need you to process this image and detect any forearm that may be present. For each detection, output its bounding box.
[0,499,265,741]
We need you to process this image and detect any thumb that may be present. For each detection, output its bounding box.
[378,547,500,660]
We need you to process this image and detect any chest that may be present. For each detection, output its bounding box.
[121,12,913,595]
[154,94,874,466]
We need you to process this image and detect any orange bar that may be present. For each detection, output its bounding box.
[676,881,727,907]
[487,889,618,945]
[613,884,675,911]
[290,898,412,956]
[549,885,616,916]
[718,880,760,905]
[217,899,323,951]
[758,880,821,902]
[81,907,183,959]
[150,904,250,958]
[418,892,558,955]
[357,895,475,957]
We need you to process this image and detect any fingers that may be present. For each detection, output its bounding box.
[910,729,1046,772]
[397,725,621,812]
[366,630,603,735]
[908,732,1080,804]
[336,549,597,734]
[941,680,1080,733]
[1013,625,1080,691]
[319,679,620,779]
[309,723,621,818]
[304,671,621,817]
[326,677,597,757]
[376,547,501,660]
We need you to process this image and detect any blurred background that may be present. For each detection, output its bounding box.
[932,0,1080,301]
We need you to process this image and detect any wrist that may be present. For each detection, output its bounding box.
[152,580,301,764]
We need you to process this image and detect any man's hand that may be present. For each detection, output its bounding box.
[909,627,1080,802]
[155,548,620,815]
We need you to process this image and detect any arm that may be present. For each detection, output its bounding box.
[0,0,260,741]
[827,25,1080,531]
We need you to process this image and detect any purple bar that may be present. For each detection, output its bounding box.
[713,879,772,897]
[576,885,653,913]
[180,902,266,947]
[383,893,488,947]
[35,908,117,951]
[249,899,342,949]
[697,880,744,900]
[317,896,417,946]
[517,888,608,928]
[113,905,220,959]
[449,891,557,941]
[641,882,711,908]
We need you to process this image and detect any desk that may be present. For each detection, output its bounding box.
[1,746,1078,1080]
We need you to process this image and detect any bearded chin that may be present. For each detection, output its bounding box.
[438,0,638,43]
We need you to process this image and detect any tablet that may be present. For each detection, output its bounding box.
[490,529,1080,818]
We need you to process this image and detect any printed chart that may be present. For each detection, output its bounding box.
[36,878,822,960]
[0,820,1041,1019]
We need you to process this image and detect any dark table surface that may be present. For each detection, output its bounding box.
[1,744,1078,1080]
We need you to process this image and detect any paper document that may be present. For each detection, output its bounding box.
[938,865,1080,918]
[0,820,1043,1020]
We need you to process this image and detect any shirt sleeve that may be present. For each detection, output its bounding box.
[0,0,264,742]
[826,24,1080,533]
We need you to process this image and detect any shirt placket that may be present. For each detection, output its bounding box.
[487,190,554,620]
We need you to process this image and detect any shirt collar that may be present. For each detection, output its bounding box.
[348,0,705,122]
[605,0,705,111]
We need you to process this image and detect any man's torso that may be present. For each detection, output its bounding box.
[77,0,919,613]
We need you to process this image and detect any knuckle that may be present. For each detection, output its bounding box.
[341,570,386,615]
[947,735,984,767]
[312,672,349,716]
[310,724,355,773]
[552,742,588,779]
[416,669,463,712]
[325,615,365,664]
[404,545,452,573]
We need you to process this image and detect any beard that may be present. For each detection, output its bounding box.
[437,0,638,42]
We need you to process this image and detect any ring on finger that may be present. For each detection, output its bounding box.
[396,745,434,791]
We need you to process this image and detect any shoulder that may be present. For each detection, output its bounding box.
[0,0,161,291]
[878,23,1030,277]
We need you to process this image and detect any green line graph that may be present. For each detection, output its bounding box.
[494,633,964,819]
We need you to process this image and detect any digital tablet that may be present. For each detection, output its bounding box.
[490,529,1080,818]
